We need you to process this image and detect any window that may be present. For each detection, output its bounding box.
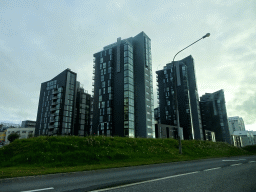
[101,76,104,82]
[107,108,112,114]
[108,87,112,93]
[102,101,105,108]
[99,89,101,95]
[103,62,106,69]
[99,95,102,102]
[102,81,105,88]
[104,69,106,74]
[103,88,105,94]
[100,57,103,63]
[109,93,113,100]
[108,80,111,86]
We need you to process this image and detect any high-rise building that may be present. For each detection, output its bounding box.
[228,116,245,135]
[91,32,154,138]
[156,55,203,140]
[35,69,91,137]
[200,89,231,144]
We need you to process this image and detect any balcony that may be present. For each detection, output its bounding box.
[48,125,54,129]
[52,90,58,95]
[51,102,57,106]
[50,107,56,112]
[52,96,57,100]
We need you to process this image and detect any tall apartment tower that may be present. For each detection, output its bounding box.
[228,116,245,135]
[35,69,91,137]
[156,55,203,140]
[91,32,155,138]
[200,89,231,144]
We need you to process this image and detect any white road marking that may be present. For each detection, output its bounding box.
[249,161,255,163]
[222,160,239,161]
[90,171,199,192]
[230,163,242,166]
[238,159,246,160]
[203,167,221,171]
[21,187,54,192]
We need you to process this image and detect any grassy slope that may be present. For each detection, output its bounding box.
[0,135,255,179]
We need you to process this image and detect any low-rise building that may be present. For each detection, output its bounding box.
[21,120,36,128]
[0,130,7,144]
[155,124,183,139]
[4,128,35,145]
[232,131,254,147]
[204,129,216,142]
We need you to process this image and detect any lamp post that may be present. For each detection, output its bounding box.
[173,33,210,154]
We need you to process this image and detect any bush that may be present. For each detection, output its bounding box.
[7,133,20,143]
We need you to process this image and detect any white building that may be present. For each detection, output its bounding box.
[4,127,35,145]
[232,131,254,147]
[228,116,245,135]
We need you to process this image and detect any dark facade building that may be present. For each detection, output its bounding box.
[35,69,91,137]
[156,55,203,140]
[21,120,36,128]
[92,32,154,138]
[200,89,231,144]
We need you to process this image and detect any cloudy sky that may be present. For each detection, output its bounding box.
[1,0,256,131]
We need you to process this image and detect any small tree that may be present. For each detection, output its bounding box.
[28,132,34,138]
[7,133,20,143]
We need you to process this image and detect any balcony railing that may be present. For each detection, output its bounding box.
[50,107,56,111]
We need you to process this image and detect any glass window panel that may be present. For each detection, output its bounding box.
[124,44,128,51]
[124,91,129,97]
[124,51,128,57]
[108,87,112,93]
[124,57,128,64]
[124,98,128,106]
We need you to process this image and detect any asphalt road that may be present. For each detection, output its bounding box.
[1,155,256,192]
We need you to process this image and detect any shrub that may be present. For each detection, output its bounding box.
[7,133,20,143]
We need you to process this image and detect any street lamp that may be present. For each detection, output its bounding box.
[173,33,210,154]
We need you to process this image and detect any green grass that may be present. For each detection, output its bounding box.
[0,135,255,179]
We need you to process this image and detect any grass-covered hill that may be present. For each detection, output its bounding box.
[0,135,255,179]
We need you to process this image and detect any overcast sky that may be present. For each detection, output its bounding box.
[1,0,255,131]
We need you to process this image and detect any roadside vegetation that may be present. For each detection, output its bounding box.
[0,135,255,179]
